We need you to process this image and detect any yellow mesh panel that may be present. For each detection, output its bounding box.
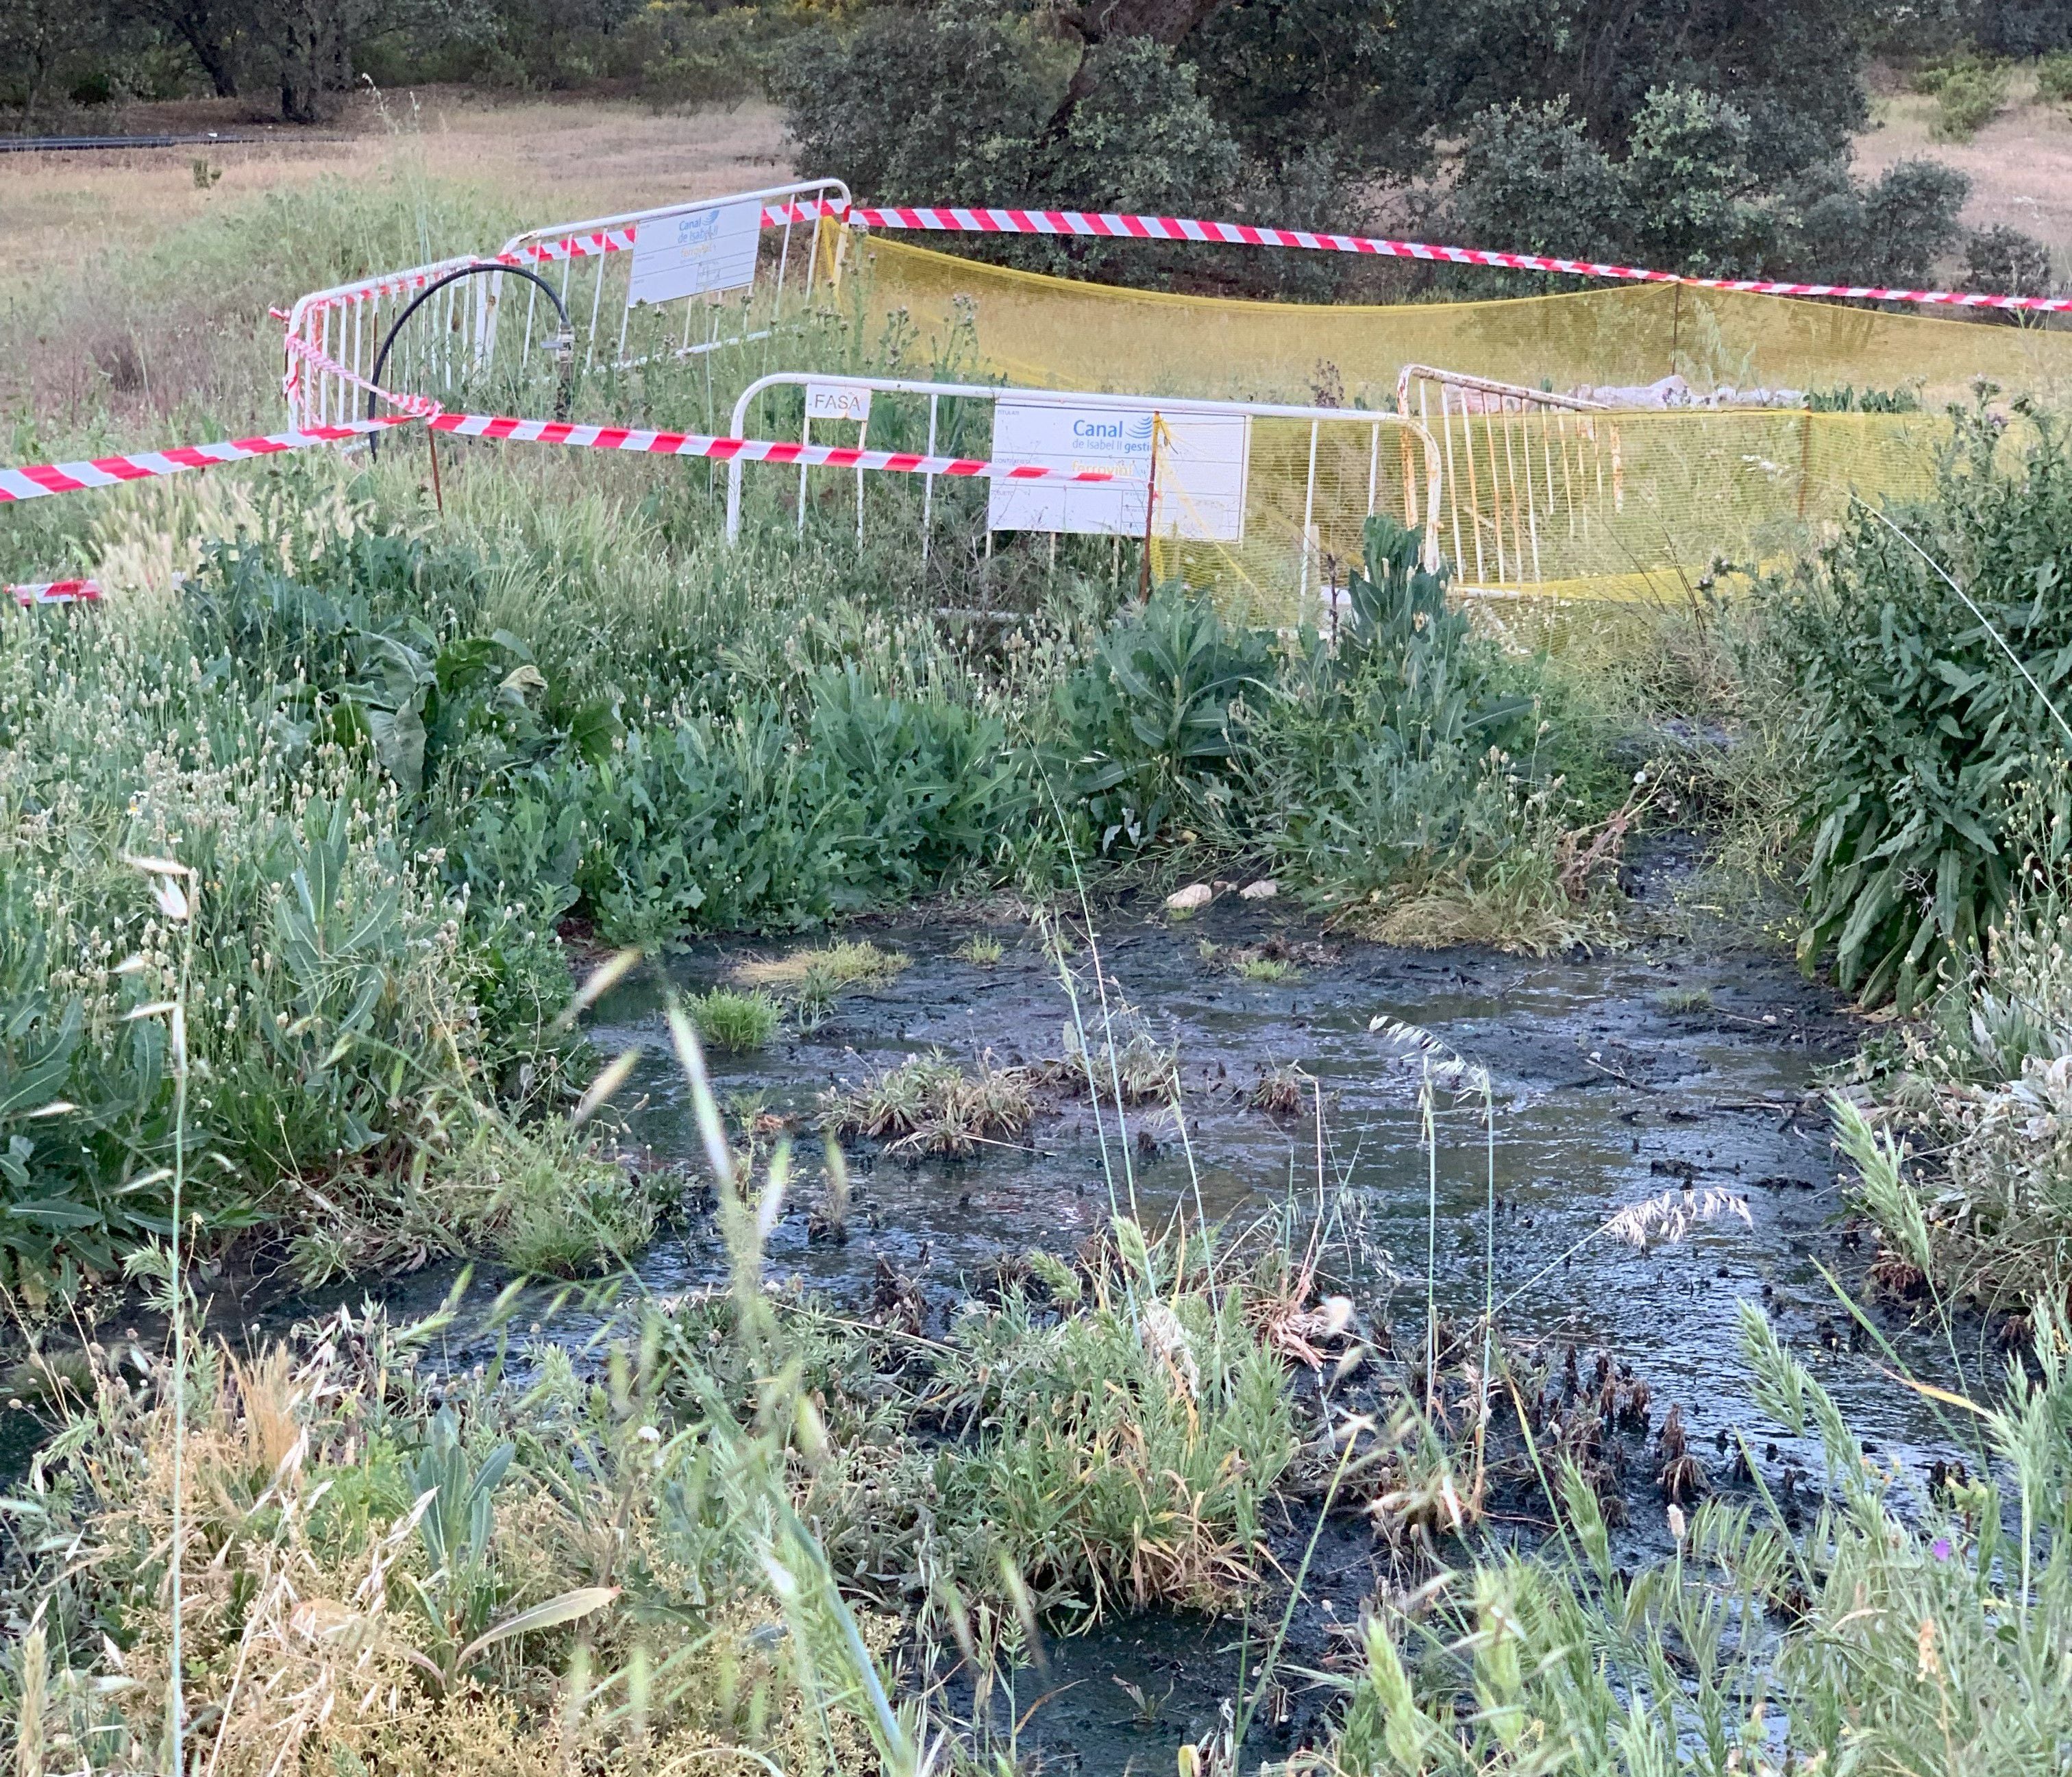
[828,229,2063,610]
[1150,415,1425,626]
[852,234,2072,408]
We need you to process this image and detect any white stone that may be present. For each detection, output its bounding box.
[1239,879,1279,900]
[1165,883,1214,913]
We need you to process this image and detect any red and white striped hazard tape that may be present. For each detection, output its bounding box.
[284,332,443,418]
[296,205,811,314]
[426,412,1121,481]
[291,196,2069,320]
[0,410,1115,519]
[8,579,101,606]
[0,415,416,505]
[754,199,2072,317]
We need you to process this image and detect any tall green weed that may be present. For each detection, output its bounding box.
[1782,404,2072,1008]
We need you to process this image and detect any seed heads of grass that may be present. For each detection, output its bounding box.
[690,986,781,1052]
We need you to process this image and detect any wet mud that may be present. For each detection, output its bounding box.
[582,887,1969,1770]
[7,876,1999,1769]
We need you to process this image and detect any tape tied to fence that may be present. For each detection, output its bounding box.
[0,408,1117,522]
[282,331,445,420]
[760,199,2072,317]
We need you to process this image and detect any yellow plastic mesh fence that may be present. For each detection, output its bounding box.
[850,232,2072,407]
[841,230,2069,611]
[1150,414,1431,626]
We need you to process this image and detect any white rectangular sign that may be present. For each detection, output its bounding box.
[626,200,761,308]
[986,397,1249,541]
[806,383,872,424]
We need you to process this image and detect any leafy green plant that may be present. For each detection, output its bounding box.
[1806,384,1924,413]
[1052,587,1272,854]
[1250,515,1546,914]
[1783,405,2072,1007]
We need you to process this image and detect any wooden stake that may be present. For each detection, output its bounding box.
[1135,414,1161,603]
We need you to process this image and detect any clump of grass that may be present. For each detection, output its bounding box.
[689,985,781,1052]
[954,931,1005,966]
[737,940,909,1030]
[1235,955,1295,983]
[1249,1063,1308,1116]
[821,1049,1036,1155]
[735,939,907,993]
[1029,1002,1183,1107]
[1653,983,1714,1012]
[454,1118,661,1276]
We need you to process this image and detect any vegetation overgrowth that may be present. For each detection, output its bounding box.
[1,156,1639,1305]
[9,1001,2072,1777]
[10,70,2072,1777]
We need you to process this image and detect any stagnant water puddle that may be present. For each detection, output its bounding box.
[11,882,1999,1771]
[574,890,1977,1772]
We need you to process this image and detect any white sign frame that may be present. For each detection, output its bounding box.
[806,383,873,424]
[985,396,1250,541]
[626,199,762,309]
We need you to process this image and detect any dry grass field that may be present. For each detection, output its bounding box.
[0,91,793,434]
[1855,64,2072,264]
[1,89,792,295]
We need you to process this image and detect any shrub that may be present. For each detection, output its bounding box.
[1250,517,1535,897]
[776,0,1244,286]
[1451,93,1969,287]
[2040,49,2072,106]
[1448,97,1631,265]
[1966,222,2056,300]
[1781,404,2072,1008]
[1050,587,1273,854]
[1932,59,2012,138]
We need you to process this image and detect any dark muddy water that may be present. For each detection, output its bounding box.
[14,883,1997,1771]
[574,890,1976,1772]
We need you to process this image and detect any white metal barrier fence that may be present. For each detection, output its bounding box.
[1394,364,1620,590]
[282,178,850,429]
[725,372,1444,622]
